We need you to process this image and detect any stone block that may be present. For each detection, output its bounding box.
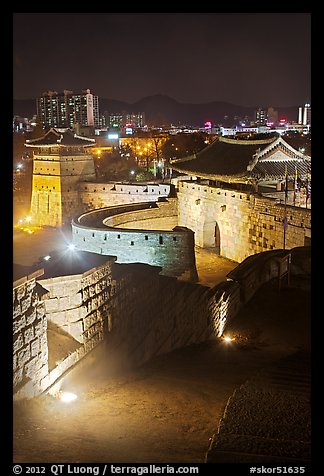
[13,334,24,354]
[36,304,46,320]
[34,320,45,337]
[26,307,37,326]
[17,346,31,367]
[13,314,26,335]
[58,296,70,311]
[44,298,59,312]
[26,280,36,294]
[24,326,35,344]
[68,321,84,342]
[24,355,40,378]
[13,303,22,319]
[13,367,24,388]
[20,295,32,313]
[16,284,26,301]
[70,293,82,307]
[30,337,40,357]
[34,364,48,384]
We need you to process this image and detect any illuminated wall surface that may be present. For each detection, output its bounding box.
[13,247,310,399]
[71,199,197,280]
[13,271,49,396]
[30,151,96,227]
[79,182,171,211]
[177,181,311,262]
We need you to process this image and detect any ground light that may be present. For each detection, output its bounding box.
[67,243,76,251]
[58,391,78,403]
[222,335,235,343]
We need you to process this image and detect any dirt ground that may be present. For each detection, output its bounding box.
[13,281,310,464]
[13,228,310,464]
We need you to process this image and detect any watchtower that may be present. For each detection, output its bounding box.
[26,128,96,227]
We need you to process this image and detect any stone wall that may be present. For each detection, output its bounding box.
[178,181,311,263]
[104,266,212,368]
[105,198,178,230]
[79,182,172,211]
[38,258,116,352]
[13,247,310,400]
[13,270,49,398]
[72,200,197,280]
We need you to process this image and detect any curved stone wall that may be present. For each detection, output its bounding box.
[71,200,198,281]
[79,182,172,211]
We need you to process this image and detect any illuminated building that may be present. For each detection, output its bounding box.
[255,108,267,126]
[298,103,311,126]
[106,111,145,129]
[26,128,96,226]
[36,89,100,130]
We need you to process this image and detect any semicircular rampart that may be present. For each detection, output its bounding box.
[71,200,198,281]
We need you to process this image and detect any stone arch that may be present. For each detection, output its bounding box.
[202,219,221,254]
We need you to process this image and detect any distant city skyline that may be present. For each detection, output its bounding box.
[13,13,311,107]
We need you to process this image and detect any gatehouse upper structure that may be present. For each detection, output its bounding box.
[170,134,311,186]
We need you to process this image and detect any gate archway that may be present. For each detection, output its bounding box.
[202,219,221,255]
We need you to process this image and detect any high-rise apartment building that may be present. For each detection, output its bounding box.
[106,111,145,129]
[298,103,311,126]
[255,108,267,126]
[36,89,100,130]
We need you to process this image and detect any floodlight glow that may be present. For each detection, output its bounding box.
[59,391,78,403]
[25,216,32,223]
[222,335,234,343]
[130,170,135,175]
[68,243,76,251]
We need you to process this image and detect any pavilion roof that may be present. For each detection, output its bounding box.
[25,128,95,147]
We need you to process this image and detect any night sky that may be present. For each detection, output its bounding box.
[13,13,311,107]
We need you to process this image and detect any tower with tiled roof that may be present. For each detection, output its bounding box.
[26,128,96,226]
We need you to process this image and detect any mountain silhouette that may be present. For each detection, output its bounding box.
[13,94,299,127]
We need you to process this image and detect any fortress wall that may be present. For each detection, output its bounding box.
[13,247,310,399]
[103,199,178,230]
[100,265,212,369]
[178,181,311,263]
[79,182,171,211]
[13,271,49,399]
[39,259,116,350]
[72,224,197,280]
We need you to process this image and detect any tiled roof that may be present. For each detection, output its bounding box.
[25,128,95,147]
[171,134,311,183]
[252,158,311,180]
[171,135,277,182]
